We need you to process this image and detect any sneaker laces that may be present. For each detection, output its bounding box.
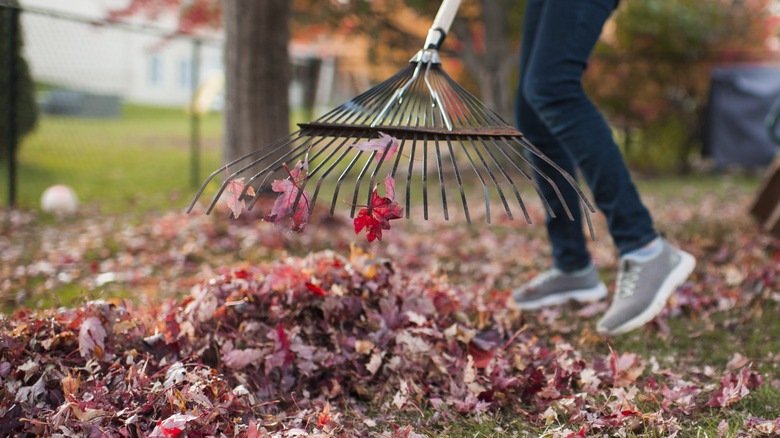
[616,259,641,299]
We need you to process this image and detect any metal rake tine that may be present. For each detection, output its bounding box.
[515,135,596,240]
[286,132,349,217]
[491,138,541,224]
[446,138,470,223]
[430,66,479,127]
[422,71,438,128]
[482,137,532,223]
[513,135,588,222]
[309,136,357,215]
[405,134,417,219]
[304,134,352,213]
[243,133,324,212]
[320,65,412,125]
[371,62,425,127]
[350,149,377,217]
[443,68,507,127]
[337,67,414,125]
[422,137,429,220]
[332,147,366,217]
[466,137,514,220]
[424,63,454,131]
[364,138,395,206]
[202,131,305,215]
[504,135,595,241]
[347,64,417,125]
[430,67,467,128]
[387,65,425,129]
[390,137,406,178]
[456,137,491,223]
[187,130,299,214]
[519,135,596,215]
[434,137,449,220]
[499,135,569,221]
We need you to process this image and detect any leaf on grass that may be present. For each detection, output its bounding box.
[354,174,403,242]
[79,316,107,358]
[224,177,256,218]
[264,160,311,231]
[704,364,763,407]
[349,132,399,163]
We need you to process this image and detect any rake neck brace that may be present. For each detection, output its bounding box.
[409,49,441,65]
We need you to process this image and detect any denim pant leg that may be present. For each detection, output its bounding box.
[515,0,657,269]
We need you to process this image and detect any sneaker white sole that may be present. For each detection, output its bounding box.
[515,282,608,310]
[598,249,696,336]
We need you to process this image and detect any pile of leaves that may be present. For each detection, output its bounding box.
[2,179,780,436]
[1,238,777,436]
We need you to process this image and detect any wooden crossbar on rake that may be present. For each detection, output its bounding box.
[187,0,595,236]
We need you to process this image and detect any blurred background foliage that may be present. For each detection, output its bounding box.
[586,0,780,172]
[293,0,780,173]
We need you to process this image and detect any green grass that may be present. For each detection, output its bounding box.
[1,104,322,214]
[1,103,224,213]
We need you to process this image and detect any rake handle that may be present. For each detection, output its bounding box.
[425,0,462,49]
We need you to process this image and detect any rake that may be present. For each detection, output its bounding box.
[188,0,594,235]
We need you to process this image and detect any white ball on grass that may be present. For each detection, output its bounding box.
[41,184,79,218]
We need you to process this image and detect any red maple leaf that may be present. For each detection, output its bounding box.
[263,160,311,231]
[353,174,403,242]
[224,177,256,218]
[349,132,399,163]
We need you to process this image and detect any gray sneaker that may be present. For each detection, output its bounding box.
[596,240,696,336]
[512,265,607,309]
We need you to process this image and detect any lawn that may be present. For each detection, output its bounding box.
[1,103,224,213]
[1,107,779,436]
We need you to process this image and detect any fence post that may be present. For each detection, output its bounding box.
[4,3,20,208]
[190,39,202,188]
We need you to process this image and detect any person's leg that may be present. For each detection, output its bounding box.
[512,0,607,309]
[521,0,658,256]
[514,0,696,328]
[515,0,591,272]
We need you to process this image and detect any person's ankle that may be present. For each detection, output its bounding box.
[624,237,662,261]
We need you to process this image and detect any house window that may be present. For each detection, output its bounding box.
[148,54,163,87]
[178,58,191,90]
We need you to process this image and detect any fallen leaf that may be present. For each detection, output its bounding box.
[349,132,399,164]
[78,317,107,358]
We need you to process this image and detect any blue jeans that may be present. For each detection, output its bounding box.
[514,0,657,272]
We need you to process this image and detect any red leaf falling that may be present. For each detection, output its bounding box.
[349,132,399,163]
[224,177,256,219]
[263,160,311,231]
[353,174,403,242]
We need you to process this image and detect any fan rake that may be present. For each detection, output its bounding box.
[188,0,595,235]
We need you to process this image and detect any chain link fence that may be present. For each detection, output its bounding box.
[1,1,226,212]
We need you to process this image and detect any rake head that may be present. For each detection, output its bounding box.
[188,49,595,235]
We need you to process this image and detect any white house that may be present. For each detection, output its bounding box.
[19,0,224,108]
[17,0,374,113]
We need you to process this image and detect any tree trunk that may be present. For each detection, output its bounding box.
[451,0,515,121]
[222,0,290,169]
